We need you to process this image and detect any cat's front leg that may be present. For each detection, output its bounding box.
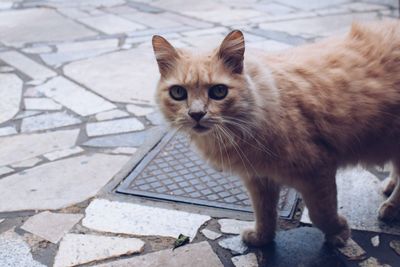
[241,176,280,246]
[297,169,350,246]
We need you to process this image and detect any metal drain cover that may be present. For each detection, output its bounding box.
[117,130,298,218]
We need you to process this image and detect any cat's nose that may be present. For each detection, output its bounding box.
[188,111,206,122]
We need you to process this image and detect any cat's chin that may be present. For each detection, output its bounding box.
[191,124,212,135]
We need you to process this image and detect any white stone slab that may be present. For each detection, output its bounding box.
[94,241,223,267]
[0,126,17,137]
[248,40,292,52]
[82,199,211,240]
[24,98,62,111]
[21,211,83,244]
[54,234,144,267]
[22,45,52,54]
[11,157,41,168]
[37,76,115,116]
[0,66,15,72]
[0,230,45,267]
[120,11,182,29]
[41,39,119,66]
[301,166,400,234]
[95,109,129,121]
[201,229,222,240]
[0,129,79,166]
[86,118,144,137]
[21,112,81,133]
[0,154,129,212]
[126,104,154,116]
[0,166,13,176]
[0,51,56,80]
[218,235,248,255]
[0,8,96,47]
[110,147,138,155]
[78,14,145,34]
[0,74,22,123]
[43,146,83,161]
[14,110,42,119]
[218,219,254,235]
[232,253,258,267]
[64,48,159,104]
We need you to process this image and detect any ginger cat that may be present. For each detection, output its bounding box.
[152,20,400,247]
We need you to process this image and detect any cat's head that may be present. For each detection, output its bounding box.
[152,30,255,136]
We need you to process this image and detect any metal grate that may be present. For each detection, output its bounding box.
[117,130,298,218]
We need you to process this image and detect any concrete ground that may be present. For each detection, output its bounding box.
[0,0,399,266]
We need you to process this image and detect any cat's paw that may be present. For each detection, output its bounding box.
[325,216,351,247]
[378,201,400,221]
[241,229,274,247]
[382,179,396,197]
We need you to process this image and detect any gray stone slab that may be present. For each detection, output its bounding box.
[24,98,62,111]
[54,234,144,267]
[37,76,115,116]
[78,14,145,34]
[0,51,56,80]
[0,8,96,46]
[120,11,182,28]
[20,112,81,133]
[0,230,45,267]
[64,48,159,104]
[201,229,221,240]
[232,253,258,267]
[0,154,129,212]
[276,0,351,10]
[86,118,144,137]
[218,235,248,255]
[40,39,119,66]
[218,219,254,235]
[94,241,223,267]
[21,211,83,243]
[43,146,83,161]
[95,109,129,121]
[11,157,41,168]
[82,128,157,147]
[301,166,400,235]
[0,129,79,166]
[0,74,22,123]
[82,199,211,240]
[259,12,380,37]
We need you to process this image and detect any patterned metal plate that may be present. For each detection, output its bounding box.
[117,130,298,218]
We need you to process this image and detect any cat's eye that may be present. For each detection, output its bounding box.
[169,85,187,101]
[208,84,228,100]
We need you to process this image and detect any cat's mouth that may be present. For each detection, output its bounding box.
[192,124,211,134]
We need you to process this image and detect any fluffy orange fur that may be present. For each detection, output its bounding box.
[152,20,400,247]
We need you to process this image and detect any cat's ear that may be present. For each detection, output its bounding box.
[152,35,179,76]
[218,30,245,74]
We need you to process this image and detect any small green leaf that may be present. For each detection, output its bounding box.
[173,234,190,250]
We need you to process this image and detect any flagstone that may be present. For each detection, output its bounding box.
[0,126,17,137]
[43,146,84,161]
[82,128,158,147]
[0,166,13,176]
[0,129,79,166]
[86,118,144,137]
[82,199,211,239]
[94,241,223,267]
[201,229,221,240]
[0,8,96,47]
[110,147,138,154]
[78,14,146,34]
[37,76,115,116]
[20,112,81,133]
[218,235,248,255]
[0,51,56,80]
[22,45,52,54]
[0,154,129,212]
[11,157,41,168]
[64,48,159,104]
[54,234,144,267]
[40,39,119,66]
[21,211,83,243]
[95,109,129,121]
[0,230,45,267]
[14,111,42,120]
[232,253,258,267]
[126,104,154,116]
[24,98,62,111]
[218,219,254,235]
[0,74,22,124]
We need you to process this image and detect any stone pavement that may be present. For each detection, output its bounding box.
[0,0,399,266]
